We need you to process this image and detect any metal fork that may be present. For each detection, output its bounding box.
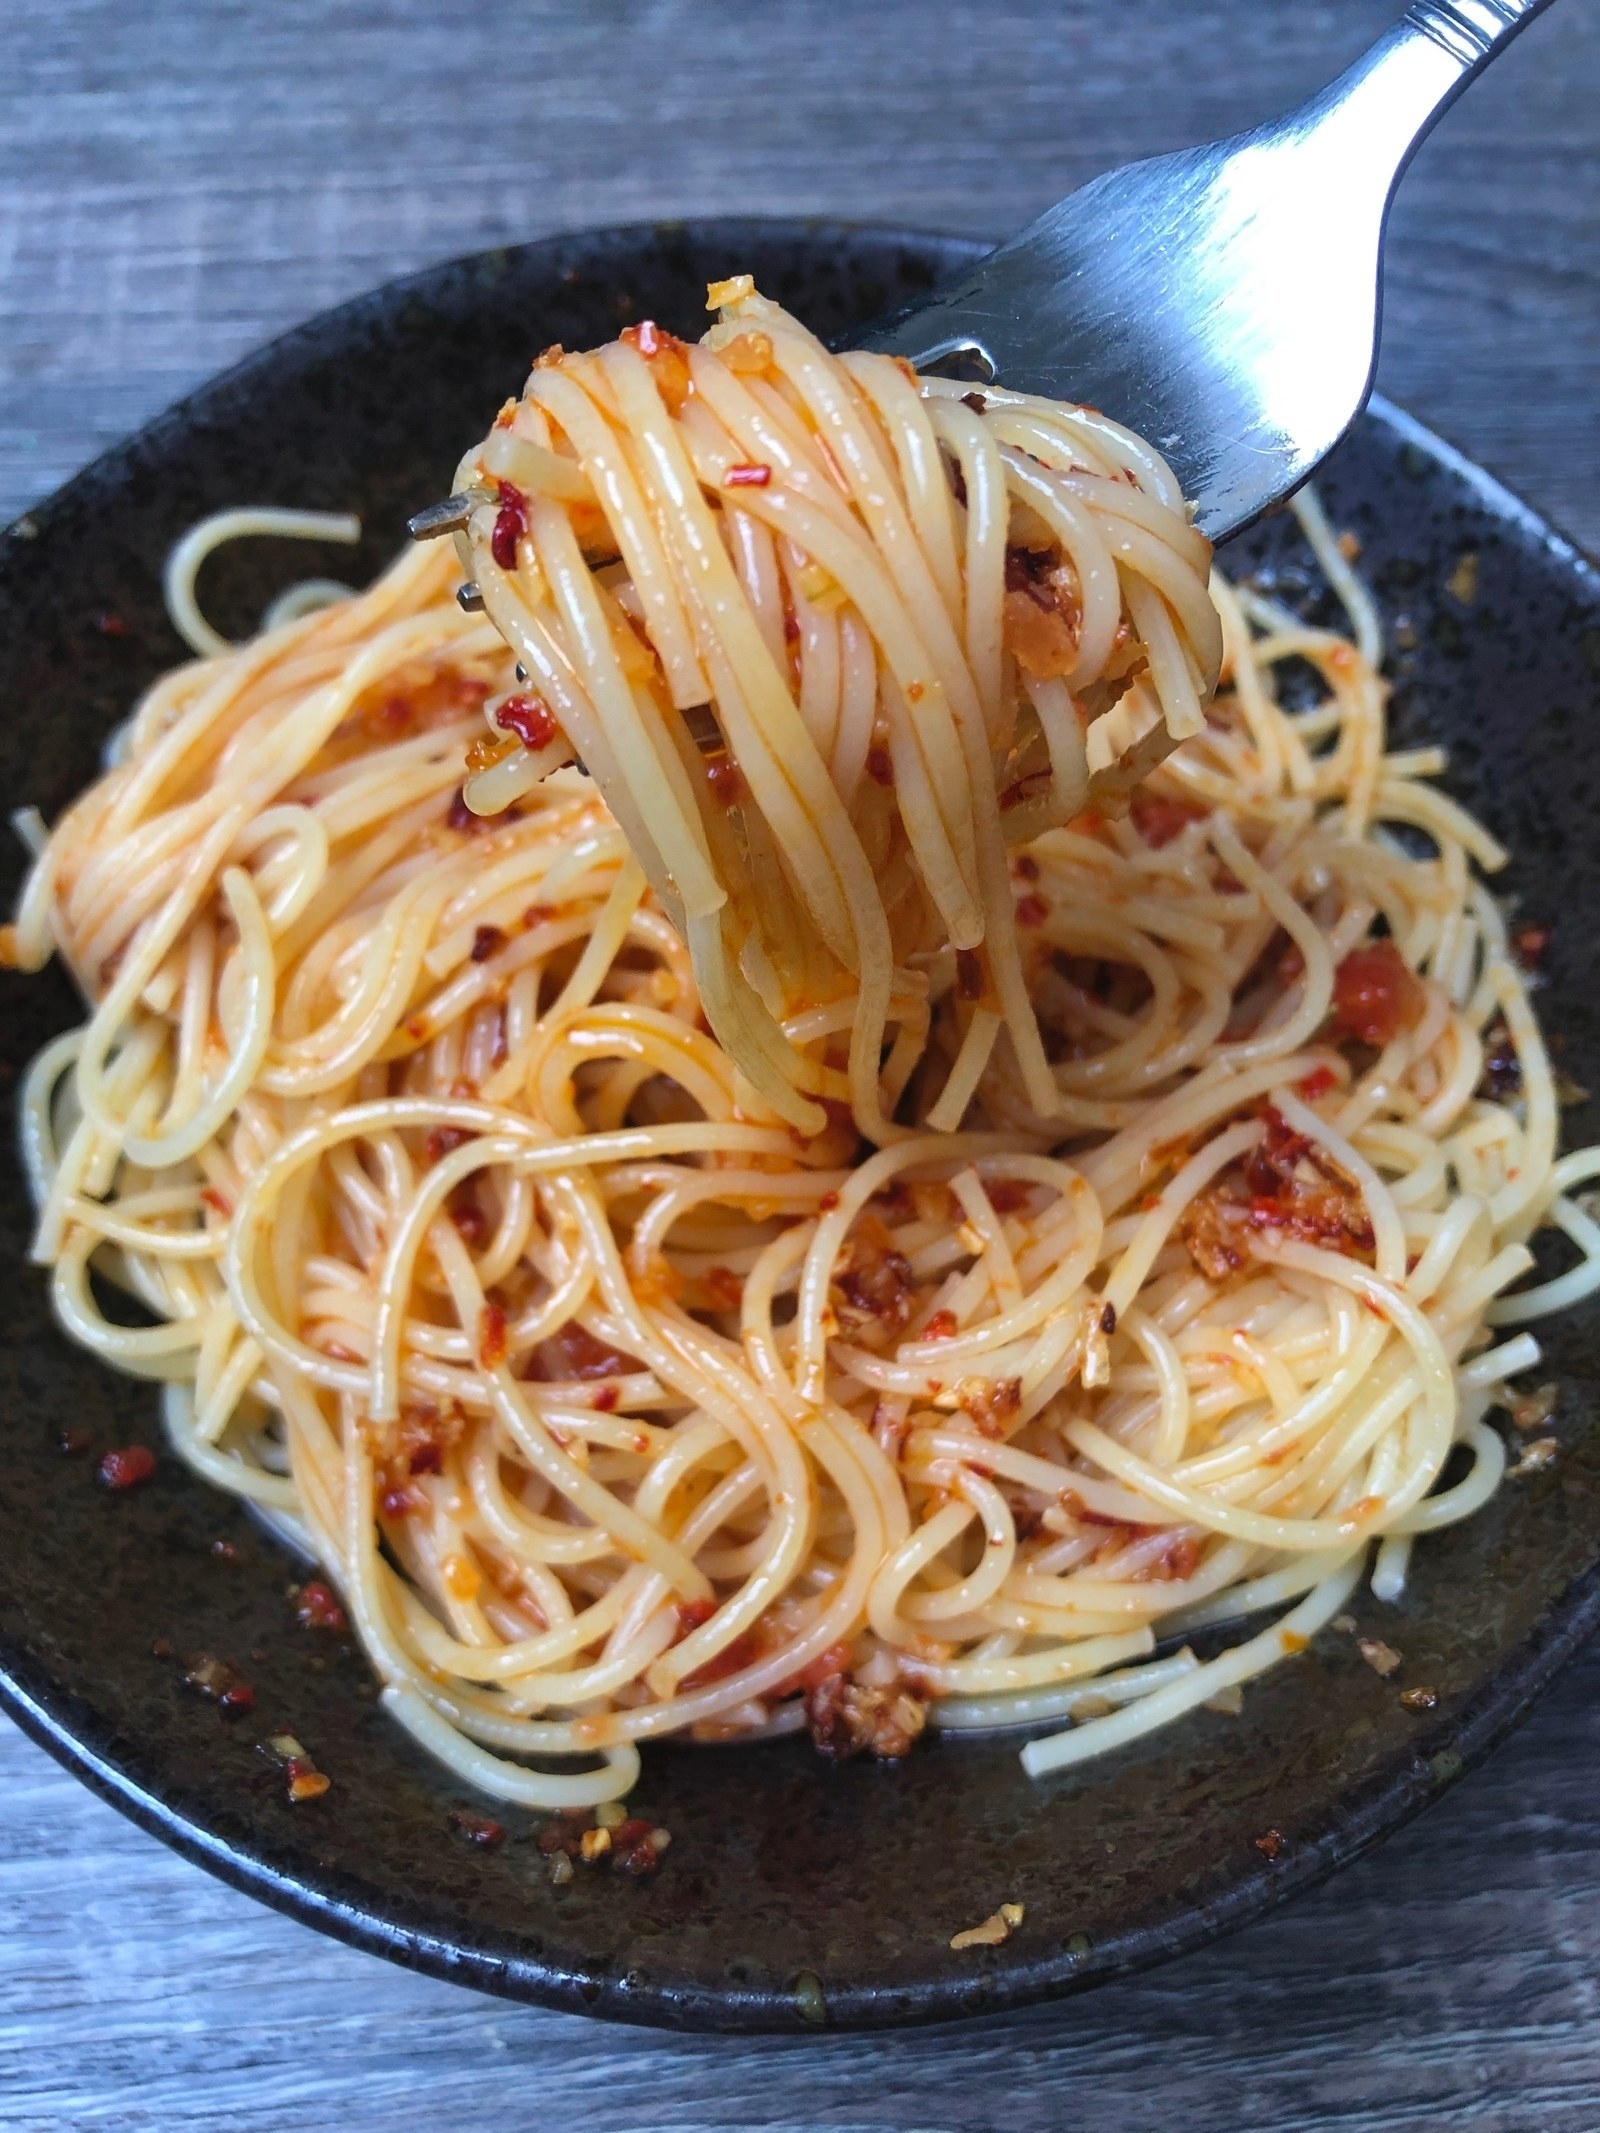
[414,1,1554,679]
[859,0,1556,541]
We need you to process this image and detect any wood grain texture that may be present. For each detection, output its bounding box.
[0,1,1596,2125]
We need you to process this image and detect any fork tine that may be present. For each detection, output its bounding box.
[408,489,490,541]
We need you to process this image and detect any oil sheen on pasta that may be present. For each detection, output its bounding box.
[8,286,1593,1811]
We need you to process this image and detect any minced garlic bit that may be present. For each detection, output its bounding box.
[594,1800,626,1829]
[1507,1381,1559,1433]
[549,1851,574,1886]
[1358,1636,1403,1678]
[950,1902,1024,1952]
[1205,1682,1244,1716]
[579,1825,612,1861]
[1446,551,1479,605]
[706,273,755,311]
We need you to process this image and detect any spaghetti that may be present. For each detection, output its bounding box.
[8,293,1594,1813]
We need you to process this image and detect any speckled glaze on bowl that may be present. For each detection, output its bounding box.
[1,221,1598,2035]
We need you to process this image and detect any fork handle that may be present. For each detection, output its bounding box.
[1309,0,1559,202]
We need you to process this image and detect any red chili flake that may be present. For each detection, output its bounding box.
[409,1442,443,1477]
[496,692,557,750]
[1298,1064,1338,1101]
[93,610,130,637]
[1099,1302,1117,1335]
[522,900,557,929]
[199,1186,231,1216]
[471,924,506,963]
[783,611,801,644]
[219,1680,256,1718]
[294,1580,348,1632]
[987,1181,1032,1215]
[676,1596,717,1644]
[1013,854,1040,881]
[922,1309,959,1341]
[97,1444,156,1491]
[704,1265,744,1311]
[1130,793,1203,848]
[818,1190,841,1213]
[611,1816,663,1876]
[536,1809,594,1856]
[593,1383,620,1412]
[1332,939,1422,1047]
[479,1299,509,1369]
[57,1426,92,1457]
[955,949,984,1001]
[706,757,745,807]
[1015,893,1048,928]
[961,391,988,414]
[865,746,894,787]
[1510,918,1552,970]
[285,1758,331,1803]
[210,1539,239,1563]
[724,462,772,487]
[425,1125,473,1165]
[449,1806,507,1848]
[490,480,528,570]
[1253,1828,1285,1860]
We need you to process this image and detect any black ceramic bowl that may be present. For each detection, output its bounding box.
[2,220,1599,2035]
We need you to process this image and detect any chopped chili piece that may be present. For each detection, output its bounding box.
[1331,939,1421,1046]
[496,692,558,750]
[449,1807,507,1848]
[218,1680,256,1717]
[1510,918,1552,970]
[922,1309,959,1340]
[704,1264,744,1311]
[592,1383,620,1412]
[199,1186,231,1216]
[97,1444,156,1491]
[471,924,506,963]
[490,480,528,570]
[724,462,772,487]
[1298,1064,1338,1101]
[1130,793,1203,848]
[986,1180,1032,1214]
[294,1580,347,1632]
[611,1816,664,1876]
[706,757,745,806]
[425,1125,473,1165]
[479,1299,509,1369]
[1253,1828,1285,1860]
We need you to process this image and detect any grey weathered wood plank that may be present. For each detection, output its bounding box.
[0,1,1596,2125]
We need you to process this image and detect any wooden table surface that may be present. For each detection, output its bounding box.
[1,3,1596,2126]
